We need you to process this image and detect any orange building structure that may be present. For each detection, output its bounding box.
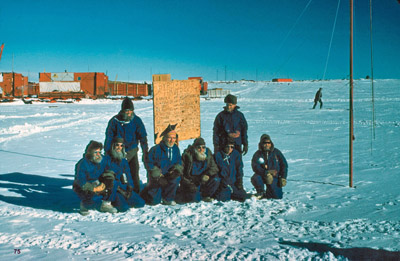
[188,77,208,94]
[0,72,29,97]
[108,81,151,97]
[272,78,293,82]
[39,72,108,98]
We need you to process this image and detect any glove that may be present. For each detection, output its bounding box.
[262,173,273,185]
[278,177,287,188]
[93,183,106,193]
[99,170,116,191]
[242,144,248,156]
[165,164,183,180]
[201,175,210,184]
[150,167,162,179]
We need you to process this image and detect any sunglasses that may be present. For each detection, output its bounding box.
[197,145,206,149]
[226,145,235,149]
[263,141,272,144]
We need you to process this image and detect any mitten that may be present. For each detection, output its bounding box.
[165,164,183,180]
[201,175,210,184]
[150,167,162,179]
[262,173,273,185]
[278,177,287,188]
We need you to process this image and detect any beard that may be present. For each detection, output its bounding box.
[120,111,134,122]
[111,149,125,162]
[194,149,207,161]
[90,153,103,164]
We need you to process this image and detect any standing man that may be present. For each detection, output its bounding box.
[140,125,183,206]
[104,97,148,194]
[179,137,220,203]
[73,140,117,215]
[312,88,323,109]
[251,134,288,199]
[214,138,247,202]
[213,94,248,155]
[103,137,145,211]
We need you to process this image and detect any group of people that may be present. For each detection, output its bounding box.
[73,94,289,215]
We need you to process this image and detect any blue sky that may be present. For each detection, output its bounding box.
[1,0,399,82]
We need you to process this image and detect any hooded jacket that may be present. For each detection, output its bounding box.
[181,145,219,186]
[103,154,133,191]
[74,155,106,189]
[215,149,244,187]
[104,112,148,155]
[213,106,248,149]
[147,141,182,176]
[251,140,288,179]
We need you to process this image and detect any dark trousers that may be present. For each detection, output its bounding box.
[113,191,145,212]
[179,176,221,203]
[313,99,323,109]
[140,176,181,205]
[251,174,283,199]
[127,149,141,194]
[214,184,247,202]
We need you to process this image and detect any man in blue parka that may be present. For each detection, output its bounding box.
[251,134,288,199]
[103,137,145,211]
[140,124,183,206]
[104,97,149,194]
[213,94,248,155]
[73,140,117,215]
[214,138,247,202]
[179,137,220,203]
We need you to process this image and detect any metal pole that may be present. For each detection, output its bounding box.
[349,0,354,187]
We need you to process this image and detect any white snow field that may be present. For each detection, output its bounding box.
[0,79,399,260]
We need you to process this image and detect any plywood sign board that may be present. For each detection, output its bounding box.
[153,79,200,144]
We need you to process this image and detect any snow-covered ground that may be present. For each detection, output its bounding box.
[0,79,399,260]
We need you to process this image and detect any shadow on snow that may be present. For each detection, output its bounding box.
[0,172,79,213]
[280,241,400,260]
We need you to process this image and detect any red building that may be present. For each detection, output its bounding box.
[108,81,151,97]
[0,72,29,97]
[39,72,108,98]
[188,77,208,94]
[272,78,293,83]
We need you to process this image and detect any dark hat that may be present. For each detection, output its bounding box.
[224,94,237,105]
[160,124,177,137]
[260,134,271,142]
[121,97,134,111]
[193,137,205,147]
[85,140,103,154]
[112,137,124,144]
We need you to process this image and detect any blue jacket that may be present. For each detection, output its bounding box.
[74,156,106,188]
[251,142,288,179]
[147,141,182,175]
[104,113,148,154]
[215,149,243,187]
[213,106,248,148]
[103,155,133,190]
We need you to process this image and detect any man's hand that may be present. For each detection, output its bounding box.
[93,183,106,193]
[228,131,240,139]
[201,175,210,184]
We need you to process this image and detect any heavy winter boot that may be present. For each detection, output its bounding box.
[79,201,89,216]
[100,201,117,214]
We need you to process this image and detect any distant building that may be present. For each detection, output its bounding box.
[39,72,108,98]
[0,72,29,97]
[188,77,208,95]
[108,81,151,97]
[272,78,293,83]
